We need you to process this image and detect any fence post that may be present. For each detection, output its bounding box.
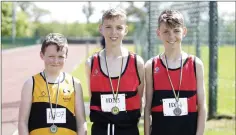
[196,2,201,58]
[208,1,218,119]
[147,1,152,60]
[12,2,16,45]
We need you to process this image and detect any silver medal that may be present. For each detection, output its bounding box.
[173,107,182,116]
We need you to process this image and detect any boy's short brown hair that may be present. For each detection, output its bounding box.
[41,33,68,55]
[102,8,127,23]
[158,9,184,28]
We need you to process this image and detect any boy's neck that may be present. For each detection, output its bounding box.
[164,47,183,61]
[105,45,124,58]
[43,70,63,83]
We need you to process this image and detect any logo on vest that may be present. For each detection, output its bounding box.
[63,88,71,102]
[63,88,71,94]
[38,91,49,100]
[92,69,99,76]
[154,67,160,73]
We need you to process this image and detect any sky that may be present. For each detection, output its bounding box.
[32,2,235,23]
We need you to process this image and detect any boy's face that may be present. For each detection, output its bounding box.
[99,16,128,46]
[157,22,187,49]
[40,44,67,73]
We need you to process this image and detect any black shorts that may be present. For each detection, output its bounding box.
[91,122,139,135]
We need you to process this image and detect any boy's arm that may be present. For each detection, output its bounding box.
[85,56,92,98]
[136,55,145,111]
[195,57,207,135]
[144,59,153,135]
[18,78,33,135]
[74,78,87,135]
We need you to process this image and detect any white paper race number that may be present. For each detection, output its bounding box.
[101,94,126,112]
[46,108,66,123]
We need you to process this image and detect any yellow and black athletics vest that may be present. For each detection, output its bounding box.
[28,72,77,135]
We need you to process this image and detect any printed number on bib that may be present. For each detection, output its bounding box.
[101,94,126,113]
[46,108,66,123]
[162,98,188,116]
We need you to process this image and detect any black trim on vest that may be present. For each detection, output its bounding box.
[159,55,189,71]
[134,54,141,85]
[98,51,130,79]
[152,57,155,92]
[194,56,197,78]
[40,72,65,84]
[32,76,35,95]
[91,53,95,72]
[151,90,197,108]
[28,102,77,132]
[72,76,75,92]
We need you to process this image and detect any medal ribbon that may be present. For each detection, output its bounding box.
[104,50,124,105]
[43,71,60,126]
[163,53,183,102]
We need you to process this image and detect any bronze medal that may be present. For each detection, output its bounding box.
[50,124,58,133]
[44,71,60,131]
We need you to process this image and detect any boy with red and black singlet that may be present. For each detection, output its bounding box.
[144,10,207,135]
[85,8,145,135]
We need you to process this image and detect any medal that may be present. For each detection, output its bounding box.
[50,124,58,133]
[111,106,120,115]
[173,107,182,116]
[44,71,61,131]
[164,53,184,116]
[104,50,124,115]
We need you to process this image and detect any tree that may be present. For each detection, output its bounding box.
[1,2,13,36]
[125,2,147,22]
[17,2,50,23]
[17,2,33,16]
[31,5,50,23]
[16,11,31,37]
[82,2,94,24]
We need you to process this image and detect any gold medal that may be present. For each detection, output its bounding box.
[111,106,120,115]
[104,50,124,115]
[50,124,58,133]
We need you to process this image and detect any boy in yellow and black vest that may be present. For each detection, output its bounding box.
[18,33,87,135]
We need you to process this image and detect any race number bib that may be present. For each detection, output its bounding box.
[46,108,66,123]
[101,94,126,112]
[162,98,188,116]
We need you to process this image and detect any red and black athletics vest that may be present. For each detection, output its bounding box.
[90,51,141,127]
[151,54,198,135]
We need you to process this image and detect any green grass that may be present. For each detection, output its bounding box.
[71,46,101,102]
[72,45,235,135]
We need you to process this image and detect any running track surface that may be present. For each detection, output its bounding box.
[2,44,98,135]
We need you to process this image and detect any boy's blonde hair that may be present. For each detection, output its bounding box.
[102,8,127,23]
[41,33,68,55]
[158,9,185,28]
